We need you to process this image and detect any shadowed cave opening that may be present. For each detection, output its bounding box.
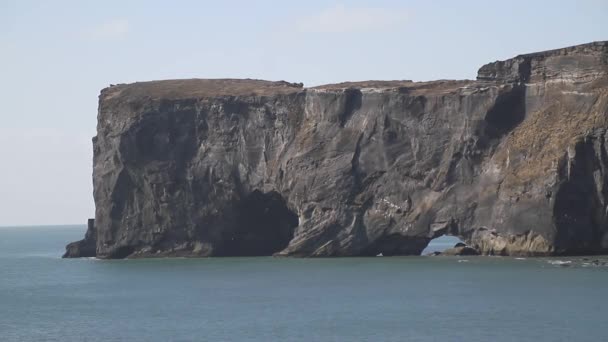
[483,84,526,139]
[420,235,465,255]
[219,190,299,256]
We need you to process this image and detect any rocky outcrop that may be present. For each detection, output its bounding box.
[65,41,608,258]
[430,243,480,256]
[63,219,97,258]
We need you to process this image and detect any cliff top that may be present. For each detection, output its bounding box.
[313,80,474,94]
[101,79,477,102]
[312,80,415,89]
[477,40,607,81]
[101,79,305,101]
[101,41,607,101]
[514,40,607,59]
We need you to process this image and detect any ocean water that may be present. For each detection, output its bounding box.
[1,226,607,342]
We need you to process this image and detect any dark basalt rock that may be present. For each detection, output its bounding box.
[439,245,481,256]
[426,242,480,256]
[65,42,608,259]
[63,219,97,258]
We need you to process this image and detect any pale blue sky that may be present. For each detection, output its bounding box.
[1,0,606,226]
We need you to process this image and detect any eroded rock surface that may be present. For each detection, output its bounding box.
[65,41,608,258]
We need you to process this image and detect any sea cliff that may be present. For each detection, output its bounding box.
[65,41,608,258]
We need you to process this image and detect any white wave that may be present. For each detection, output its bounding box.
[547,260,572,265]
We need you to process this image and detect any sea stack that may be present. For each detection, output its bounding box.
[65,41,608,258]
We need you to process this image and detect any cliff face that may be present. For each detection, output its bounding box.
[64,41,608,258]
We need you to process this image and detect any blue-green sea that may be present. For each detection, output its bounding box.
[1,225,607,342]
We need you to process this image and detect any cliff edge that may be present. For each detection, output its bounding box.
[65,41,608,258]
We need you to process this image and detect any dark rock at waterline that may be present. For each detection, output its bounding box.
[439,246,481,256]
[65,41,608,259]
[63,219,97,258]
[426,242,480,256]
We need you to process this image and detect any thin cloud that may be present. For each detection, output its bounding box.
[296,4,408,33]
[86,19,129,40]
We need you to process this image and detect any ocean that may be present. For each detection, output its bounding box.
[1,225,607,342]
